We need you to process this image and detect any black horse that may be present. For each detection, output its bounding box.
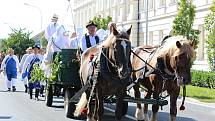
[74,26,132,121]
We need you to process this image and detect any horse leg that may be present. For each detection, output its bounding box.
[115,90,126,121]
[134,84,144,121]
[169,85,180,121]
[86,90,96,121]
[143,91,151,121]
[93,93,98,121]
[150,92,160,121]
[96,90,103,121]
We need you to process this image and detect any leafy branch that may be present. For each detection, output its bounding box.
[29,63,46,83]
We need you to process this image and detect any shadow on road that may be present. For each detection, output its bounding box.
[0,90,25,93]
[52,105,64,108]
[157,112,197,121]
[0,116,12,119]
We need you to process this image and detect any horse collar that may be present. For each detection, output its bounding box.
[156,56,175,80]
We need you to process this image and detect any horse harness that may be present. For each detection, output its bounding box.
[130,43,187,109]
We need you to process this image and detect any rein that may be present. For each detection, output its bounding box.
[101,48,117,70]
[131,48,187,110]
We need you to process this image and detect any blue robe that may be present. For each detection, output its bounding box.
[27,57,41,89]
[5,57,17,81]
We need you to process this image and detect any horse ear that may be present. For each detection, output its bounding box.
[190,41,195,47]
[176,41,181,48]
[126,25,132,35]
[113,26,119,36]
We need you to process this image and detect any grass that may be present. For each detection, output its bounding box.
[180,85,215,103]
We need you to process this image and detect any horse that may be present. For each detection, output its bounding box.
[74,26,132,121]
[131,36,196,121]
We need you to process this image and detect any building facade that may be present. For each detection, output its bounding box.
[73,0,213,70]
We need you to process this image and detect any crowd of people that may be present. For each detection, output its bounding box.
[0,14,117,101]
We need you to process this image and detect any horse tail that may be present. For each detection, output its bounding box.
[74,92,88,116]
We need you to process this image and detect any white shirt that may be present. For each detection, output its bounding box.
[19,53,29,72]
[0,55,19,71]
[80,33,100,52]
[45,22,59,41]
[22,53,43,73]
[50,25,70,52]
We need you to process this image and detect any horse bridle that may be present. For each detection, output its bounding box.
[101,39,131,79]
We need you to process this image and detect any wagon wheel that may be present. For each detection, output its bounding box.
[122,100,128,116]
[45,84,53,107]
[64,88,76,118]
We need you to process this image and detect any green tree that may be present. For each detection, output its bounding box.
[172,0,200,49]
[205,0,215,70]
[41,35,48,47]
[92,16,112,30]
[1,28,35,58]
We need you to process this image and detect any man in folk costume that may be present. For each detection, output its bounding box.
[79,21,100,53]
[20,47,33,93]
[45,14,59,42]
[0,48,19,91]
[50,24,72,94]
[44,14,59,63]
[23,45,43,100]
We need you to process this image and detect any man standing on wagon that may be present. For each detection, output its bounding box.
[45,14,59,42]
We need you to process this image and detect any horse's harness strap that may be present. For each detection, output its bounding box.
[101,48,117,69]
[87,50,101,108]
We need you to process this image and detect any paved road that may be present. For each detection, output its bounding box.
[0,74,133,121]
[0,73,214,121]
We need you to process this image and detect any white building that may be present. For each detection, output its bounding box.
[73,0,213,70]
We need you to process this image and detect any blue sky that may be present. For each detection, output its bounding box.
[0,0,74,39]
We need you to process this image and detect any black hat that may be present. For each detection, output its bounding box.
[86,21,97,28]
[32,45,40,49]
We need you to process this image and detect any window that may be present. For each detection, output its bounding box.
[197,25,205,61]
[149,31,153,45]
[170,0,176,4]
[159,0,165,7]
[149,0,154,9]
[159,30,163,42]
[140,0,145,11]
[126,0,130,14]
[140,32,145,45]
[120,0,124,4]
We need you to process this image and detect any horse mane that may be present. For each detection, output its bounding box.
[99,33,115,48]
[99,30,130,48]
[158,35,196,61]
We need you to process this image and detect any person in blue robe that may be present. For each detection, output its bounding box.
[0,48,19,91]
[23,45,43,100]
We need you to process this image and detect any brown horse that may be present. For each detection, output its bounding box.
[74,26,132,121]
[131,36,196,121]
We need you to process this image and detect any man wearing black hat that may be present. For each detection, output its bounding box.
[79,21,100,53]
[22,45,43,100]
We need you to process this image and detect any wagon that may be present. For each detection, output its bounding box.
[45,49,82,118]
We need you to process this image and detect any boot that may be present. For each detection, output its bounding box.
[40,85,44,97]
[12,86,16,92]
[35,89,40,100]
[29,89,33,99]
[24,85,28,93]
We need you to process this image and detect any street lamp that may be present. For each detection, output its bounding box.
[24,3,43,30]
[24,3,43,47]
